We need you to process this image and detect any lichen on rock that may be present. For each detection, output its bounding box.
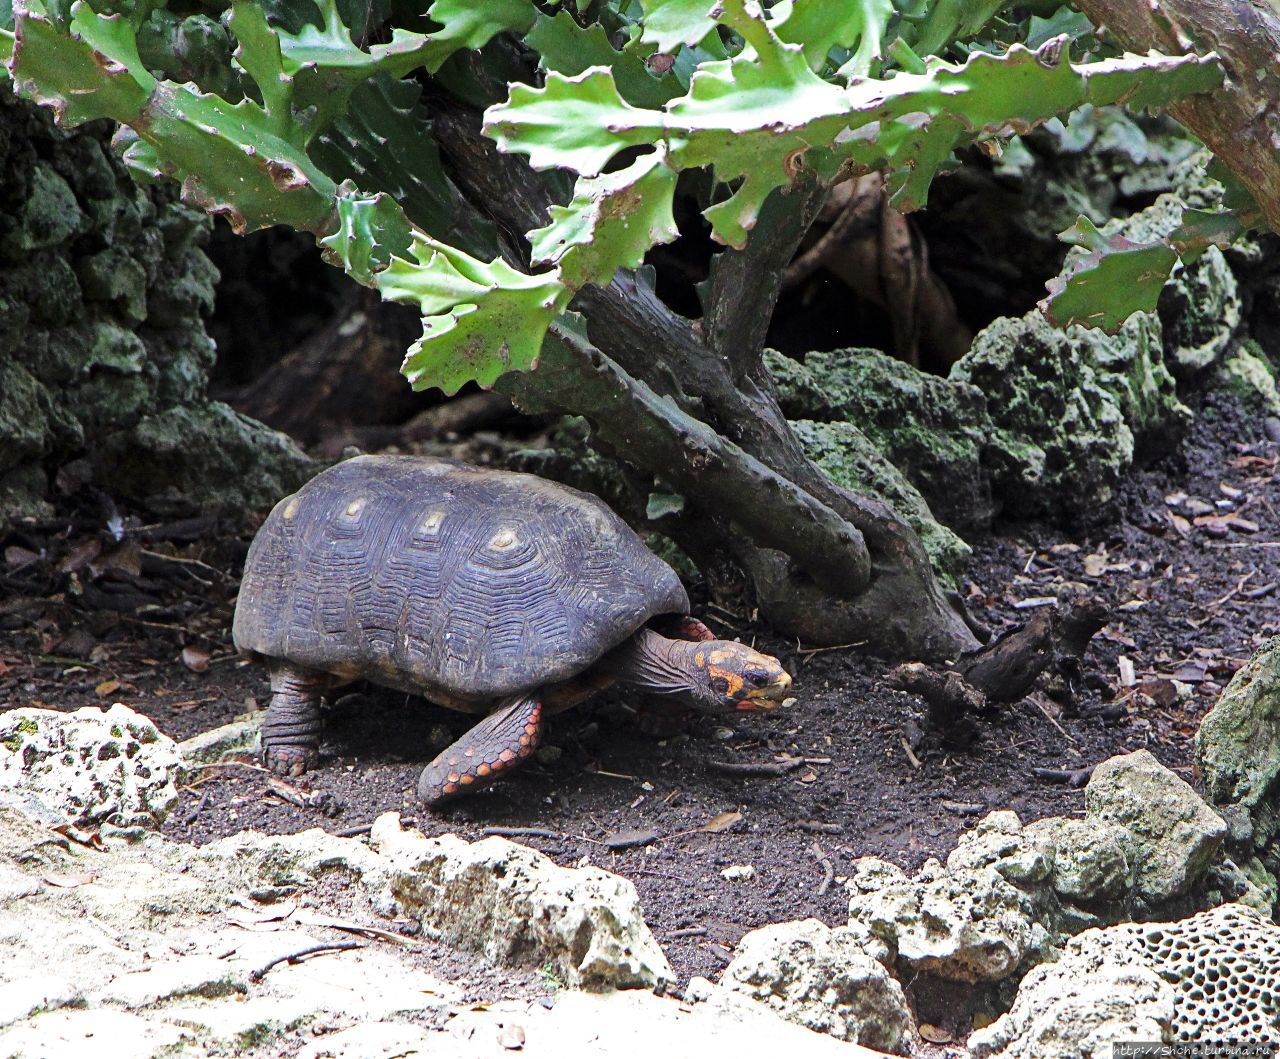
[1196,636,1280,908]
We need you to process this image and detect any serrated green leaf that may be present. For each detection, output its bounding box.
[858,41,1225,210]
[1026,6,1093,51]
[376,233,570,394]
[1043,206,1250,332]
[318,183,412,285]
[772,0,888,73]
[665,47,846,243]
[12,0,335,233]
[529,149,678,289]
[484,67,664,176]
[525,10,682,109]
[423,0,535,69]
[10,1,151,123]
[637,0,718,51]
[308,74,469,248]
[229,1,294,139]
[1043,217,1175,332]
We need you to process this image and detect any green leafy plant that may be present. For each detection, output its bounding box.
[3,0,1225,656]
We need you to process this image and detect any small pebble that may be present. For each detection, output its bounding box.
[685,976,715,1003]
[720,864,755,881]
[1265,416,1280,443]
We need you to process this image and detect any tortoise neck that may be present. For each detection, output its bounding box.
[602,628,699,697]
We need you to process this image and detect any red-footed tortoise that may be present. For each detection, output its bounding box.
[233,455,792,805]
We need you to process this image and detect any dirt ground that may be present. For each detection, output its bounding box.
[3,391,1278,1023]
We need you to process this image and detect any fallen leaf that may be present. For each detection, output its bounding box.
[919,1023,953,1044]
[701,811,743,833]
[58,538,102,574]
[1118,656,1136,688]
[602,829,659,850]
[1082,553,1106,577]
[4,545,40,570]
[1133,678,1179,708]
[94,679,121,698]
[181,645,211,673]
[43,871,98,888]
[99,540,143,577]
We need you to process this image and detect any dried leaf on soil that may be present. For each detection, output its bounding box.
[701,810,743,833]
[181,645,211,673]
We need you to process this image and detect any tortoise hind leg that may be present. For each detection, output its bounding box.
[262,662,327,777]
[418,694,544,806]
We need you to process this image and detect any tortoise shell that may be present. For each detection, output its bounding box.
[233,455,689,704]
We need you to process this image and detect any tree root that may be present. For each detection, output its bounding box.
[891,595,1109,733]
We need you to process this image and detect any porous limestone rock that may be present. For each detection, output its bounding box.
[1084,749,1227,905]
[944,810,1053,887]
[718,918,914,1053]
[966,949,1174,1058]
[1024,816,1132,905]
[0,703,183,830]
[369,813,673,991]
[969,904,1280,1057]
[845,856,1049,983]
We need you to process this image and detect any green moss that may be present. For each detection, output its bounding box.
[16,719,39,735]
[1219,341,1280,415]
[792,419,970,588]
[954,311,1134,520]
[14,163,87,251]
[766,348,995,531]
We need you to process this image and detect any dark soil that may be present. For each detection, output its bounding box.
[3,393,1278,1001]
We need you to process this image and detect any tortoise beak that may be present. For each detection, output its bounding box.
[739,672,792,711]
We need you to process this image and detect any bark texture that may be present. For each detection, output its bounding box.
[1073,0,1280,228]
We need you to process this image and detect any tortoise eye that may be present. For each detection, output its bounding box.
[746,672,770,687]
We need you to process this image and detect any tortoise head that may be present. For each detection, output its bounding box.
[687,640,792,713]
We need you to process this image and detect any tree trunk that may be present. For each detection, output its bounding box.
[1072,0,1280,229]
[429,93,978,660]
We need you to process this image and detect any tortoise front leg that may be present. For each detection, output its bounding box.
[418,693,544,806]
[262,662,327,777]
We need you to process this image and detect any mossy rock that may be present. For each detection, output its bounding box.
[765,348,995,532]
[954,311,1135,521]
[790,420,971,588]
[0,83,311,531]
[1217,341,1280,417]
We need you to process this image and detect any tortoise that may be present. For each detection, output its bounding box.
[233,455,792,805]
